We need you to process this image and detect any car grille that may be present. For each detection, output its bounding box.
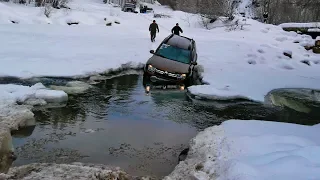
[153,68,182,80]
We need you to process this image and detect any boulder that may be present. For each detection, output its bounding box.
[315,40,320,47]
[313,47,320,54]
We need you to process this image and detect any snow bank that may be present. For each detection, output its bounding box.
[0,83,67,105]
[0,163,153,180]
[0,83,68,171]
[188,20,320,102]
[308,28,320,32]
[279,22,320,28]
[165,120,320,180]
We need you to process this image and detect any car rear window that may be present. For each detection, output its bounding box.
[156,44,191,64]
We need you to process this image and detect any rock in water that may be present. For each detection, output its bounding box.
[315,40,320,47]
[178,148,189,162]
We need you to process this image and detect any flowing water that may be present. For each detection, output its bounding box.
[10,74,320,178]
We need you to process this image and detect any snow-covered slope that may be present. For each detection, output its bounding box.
[165,120,320,180]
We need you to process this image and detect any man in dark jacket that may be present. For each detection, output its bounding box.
[149,20,159,42]
[171,23,183,36]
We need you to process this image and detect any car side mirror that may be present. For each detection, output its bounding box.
[150,50,155,54]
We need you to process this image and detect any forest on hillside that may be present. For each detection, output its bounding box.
[158,0,320,24]
[1,0,319,24]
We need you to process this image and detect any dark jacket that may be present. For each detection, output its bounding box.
[149,23,159,33]
[172,26,183,35]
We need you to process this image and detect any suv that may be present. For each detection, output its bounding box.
[143,34,198,87]
[122,2,136,12]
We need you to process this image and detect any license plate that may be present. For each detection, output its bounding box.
[153,85,178,89]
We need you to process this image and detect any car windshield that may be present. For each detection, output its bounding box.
[156,43,191,64]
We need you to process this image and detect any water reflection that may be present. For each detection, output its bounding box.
[12,74,198,178]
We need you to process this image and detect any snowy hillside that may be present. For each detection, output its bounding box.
[0,0,320,179]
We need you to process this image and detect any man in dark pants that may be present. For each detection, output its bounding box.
[149,20,159,42]
[171,23,183,36]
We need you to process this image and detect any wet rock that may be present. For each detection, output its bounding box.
[313,47,320,54]
[315,40,320,47]
[178,148,189,162]
[268,88,320,113]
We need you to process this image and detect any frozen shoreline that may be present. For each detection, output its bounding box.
[0,163,154,180]
[165,120,320,180]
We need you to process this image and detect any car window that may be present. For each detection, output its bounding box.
[156,44,191,64]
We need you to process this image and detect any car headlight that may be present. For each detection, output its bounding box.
[178,74,186,79]
[147,65,156,73]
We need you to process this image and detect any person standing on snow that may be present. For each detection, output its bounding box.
[149,20,159,42]
[171,23,183,36]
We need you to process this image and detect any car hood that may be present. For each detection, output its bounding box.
[147,55,190,74]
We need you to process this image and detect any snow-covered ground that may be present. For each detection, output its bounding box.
[165,120,320,180]
[1,0,320,102]
[1,0,320,179]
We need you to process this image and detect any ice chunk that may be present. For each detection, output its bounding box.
[24,98,47,106]
[0,126,12,153]
[35,89,68,103]
[50,81,92,95]
[0,104,35,130]
[31,83,47,90]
